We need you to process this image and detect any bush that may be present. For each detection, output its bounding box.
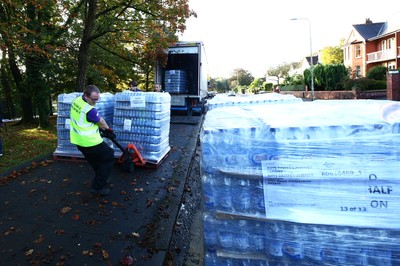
[280,85,305,91]
[366,66,387,80]
[342,78,386,91]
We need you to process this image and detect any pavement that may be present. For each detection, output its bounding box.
[0,115,203,266]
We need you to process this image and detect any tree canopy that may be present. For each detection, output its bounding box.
[0,0,192,126]
[320,45,344,65]
[266,63,291,85]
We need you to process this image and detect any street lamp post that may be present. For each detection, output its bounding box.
[291,18,314,101]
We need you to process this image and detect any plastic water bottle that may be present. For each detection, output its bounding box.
[204,247,218,266]
[282,223,304,261]
[232,178,251,214]
[252,221,266,254]
[203,213,219,249]
[303,225,323,264]
[266,222,284,261]
[217,176,233,213]
[233,220,250,252]
[320,225,340,265]
[202,175,217,211]
[252,178,265,216]
[218,220,234,252]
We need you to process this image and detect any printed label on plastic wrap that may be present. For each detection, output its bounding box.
[262,158,400,229]
[129,95,146,108]
[64,119,70,129]
[123,119,132,131]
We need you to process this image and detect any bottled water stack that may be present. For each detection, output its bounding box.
[201,100,400,265]
[203,211,400,265]
[164,70,187,94]
[54,92,115,157]
[112,91,171,163]
[207,92,302,110]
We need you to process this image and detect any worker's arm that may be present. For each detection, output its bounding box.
[97,117,110,130]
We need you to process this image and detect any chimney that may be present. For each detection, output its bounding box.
[365,18,372,24]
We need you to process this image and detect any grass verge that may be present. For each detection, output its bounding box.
[0,117,57,175]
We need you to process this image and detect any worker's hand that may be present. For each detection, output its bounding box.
[100,128,116,139]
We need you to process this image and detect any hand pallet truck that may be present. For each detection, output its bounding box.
[100,128,146,173]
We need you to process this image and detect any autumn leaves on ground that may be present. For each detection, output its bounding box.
[0,118,57,180]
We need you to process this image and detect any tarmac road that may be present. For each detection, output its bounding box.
[0,115,203,266]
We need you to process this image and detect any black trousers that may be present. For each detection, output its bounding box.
[77,141,115,190]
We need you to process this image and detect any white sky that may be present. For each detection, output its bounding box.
[179,0,400,78]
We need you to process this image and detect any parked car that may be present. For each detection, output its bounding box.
[228,91,236,97]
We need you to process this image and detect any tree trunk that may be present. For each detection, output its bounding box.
[7,46,35,124]
[0,49,16,118]
[76,0,98,91]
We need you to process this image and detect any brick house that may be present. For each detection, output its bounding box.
[343,18,400,78]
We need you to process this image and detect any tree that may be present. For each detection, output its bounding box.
[320,45,343,65]
[249,78,265,92]
[209,77,229,93]
[230,68,254,88]
[266,63,291,85]
[0,0,192,126]
[76,0,192,91]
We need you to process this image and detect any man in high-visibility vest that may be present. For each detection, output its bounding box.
[70,85,114,196]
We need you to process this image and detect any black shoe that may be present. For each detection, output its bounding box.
[90,187,110,196]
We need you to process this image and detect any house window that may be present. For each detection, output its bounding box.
[388,38,394,49]
[382,40,387,50]
[355,45,361,58]
[388,62,396,70]
[355,66,361,77]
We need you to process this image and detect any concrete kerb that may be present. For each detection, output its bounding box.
[0,152,54,178]
[146,116,204,265]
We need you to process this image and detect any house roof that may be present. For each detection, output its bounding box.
[305,55,319,66]
[352,22,386,40]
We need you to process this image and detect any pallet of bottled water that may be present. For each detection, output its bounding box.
[164,69,187,94]
[201,100,400,265]
[112,91,171,163]
[207,92,302,110]
[54,92,115,158]
[203,211,400,265]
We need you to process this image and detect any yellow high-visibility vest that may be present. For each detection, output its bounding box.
[70,97,103,147]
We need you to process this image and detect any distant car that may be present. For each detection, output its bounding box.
[228,91,236,97]
[207,91,216,98]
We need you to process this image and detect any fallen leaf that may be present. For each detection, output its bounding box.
[146,199,153,208]
[34,234,45,244]
[102,249,109,260]
[120,255,134,266]
[25,249,34,256]
[55,229,65,235]
[72,214,80,220]
[60,207,72,214]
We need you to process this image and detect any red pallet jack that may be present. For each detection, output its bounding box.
[100,128,146,173]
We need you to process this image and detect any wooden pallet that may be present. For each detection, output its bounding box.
[142,147,171,169]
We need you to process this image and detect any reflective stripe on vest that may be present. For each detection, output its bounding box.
[70,97,103,147]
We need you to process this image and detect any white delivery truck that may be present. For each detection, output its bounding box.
[155,41,208,116]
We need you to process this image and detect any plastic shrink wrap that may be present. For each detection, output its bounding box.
[112,91,171,163]
[54,92,115,157]
[207,92,302,111]
[164,70,187,94]
[201,99,400,265]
